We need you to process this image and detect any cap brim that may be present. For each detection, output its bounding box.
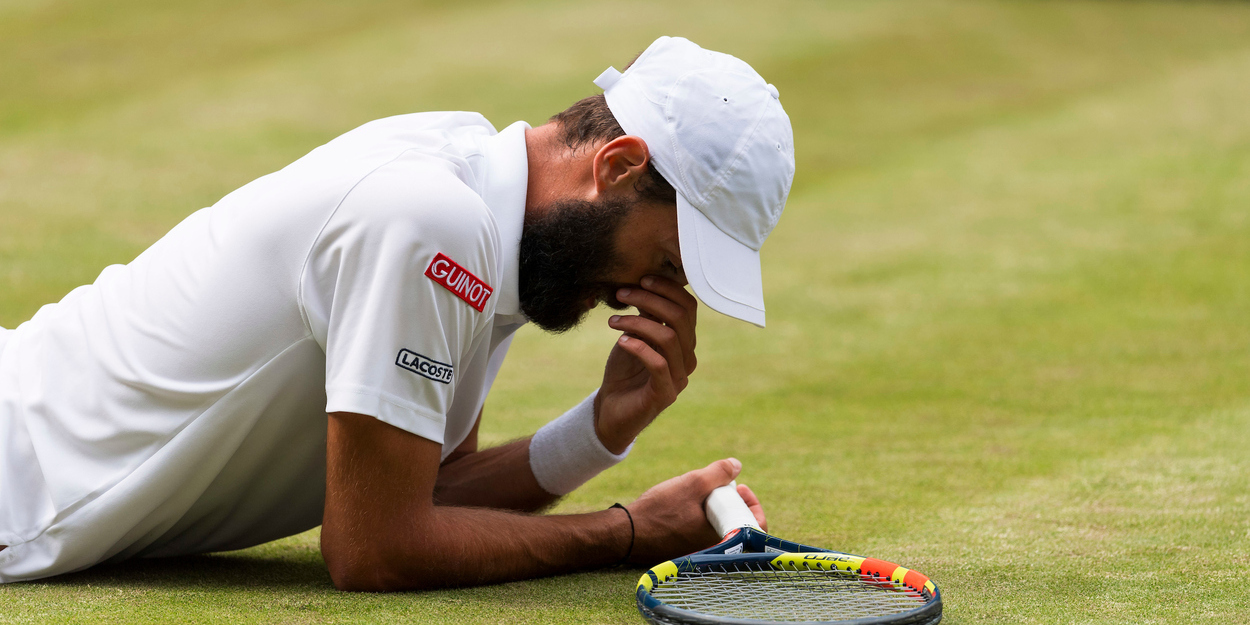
[677,193,766,327]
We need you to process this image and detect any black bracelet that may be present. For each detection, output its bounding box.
[610,503,634,565]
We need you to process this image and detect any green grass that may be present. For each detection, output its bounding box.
[3,0,1250,622]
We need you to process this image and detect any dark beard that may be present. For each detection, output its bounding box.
[518,198,633,333]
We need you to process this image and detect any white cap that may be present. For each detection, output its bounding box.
[594,36,795,327]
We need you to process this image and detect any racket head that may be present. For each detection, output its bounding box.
[636,527,942,625]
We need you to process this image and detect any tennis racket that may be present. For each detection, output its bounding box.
[635,482,943,624]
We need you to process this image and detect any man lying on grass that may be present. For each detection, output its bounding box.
[0,36,794,589]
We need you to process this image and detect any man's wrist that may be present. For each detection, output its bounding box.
[608,503,635,565]
[591,392,633,455]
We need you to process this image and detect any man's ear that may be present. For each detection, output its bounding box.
[591,135,651,196]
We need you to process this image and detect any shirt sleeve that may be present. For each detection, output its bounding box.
[303,155,499,444]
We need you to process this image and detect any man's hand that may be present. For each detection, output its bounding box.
[626,458,769,564]
[596,275,698,454]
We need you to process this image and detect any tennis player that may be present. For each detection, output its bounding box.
[0,36,794,589]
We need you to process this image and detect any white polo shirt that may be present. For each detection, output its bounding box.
[0,113,532,582]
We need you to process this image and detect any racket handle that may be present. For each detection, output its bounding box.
[704,481,762,537]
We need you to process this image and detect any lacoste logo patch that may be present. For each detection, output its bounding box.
[396,349,453,384]
[425,252,493,312]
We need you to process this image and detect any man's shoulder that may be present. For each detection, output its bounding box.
[345,150,496,245]
[347,111,497,141]
[315,112,497,170]
[315,151,499,295]
[297,111,504,277]
[280,110,497,192]
[331,111,498,225]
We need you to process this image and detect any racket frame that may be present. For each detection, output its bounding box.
[636,527,943,625]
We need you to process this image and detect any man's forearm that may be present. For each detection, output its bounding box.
[326,503,630,591]
[434,437,558,512]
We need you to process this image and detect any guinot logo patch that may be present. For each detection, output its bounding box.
[425,252,492,312]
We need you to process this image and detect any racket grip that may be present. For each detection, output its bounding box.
[704,481,762,537]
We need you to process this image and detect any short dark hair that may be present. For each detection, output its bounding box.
[549,94,677,206]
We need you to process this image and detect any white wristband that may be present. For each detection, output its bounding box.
[528,389,633,495]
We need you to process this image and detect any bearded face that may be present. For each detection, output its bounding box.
[517,197,635,333]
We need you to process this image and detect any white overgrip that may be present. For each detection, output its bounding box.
[704,481,762,537]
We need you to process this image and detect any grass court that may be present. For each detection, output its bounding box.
[2,0,1249,622]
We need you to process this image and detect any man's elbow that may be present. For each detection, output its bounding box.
[321,536,376,591]
[321,531,442,592]
[325,553,382,592]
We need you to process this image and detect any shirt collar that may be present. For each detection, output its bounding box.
[475,120,530,324]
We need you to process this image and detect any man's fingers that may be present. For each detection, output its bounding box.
[616,336,677,402]
[640,276,697,360]
[618,287,689,330]
[609,315,686,385]
[641,275,698,311]
[618,281,698,373]
[737,483,769,532]
[692,457,742,491]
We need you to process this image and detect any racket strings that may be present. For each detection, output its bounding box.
[649,560,930,622]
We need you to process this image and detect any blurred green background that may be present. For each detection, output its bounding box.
[2,0,1249,622]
